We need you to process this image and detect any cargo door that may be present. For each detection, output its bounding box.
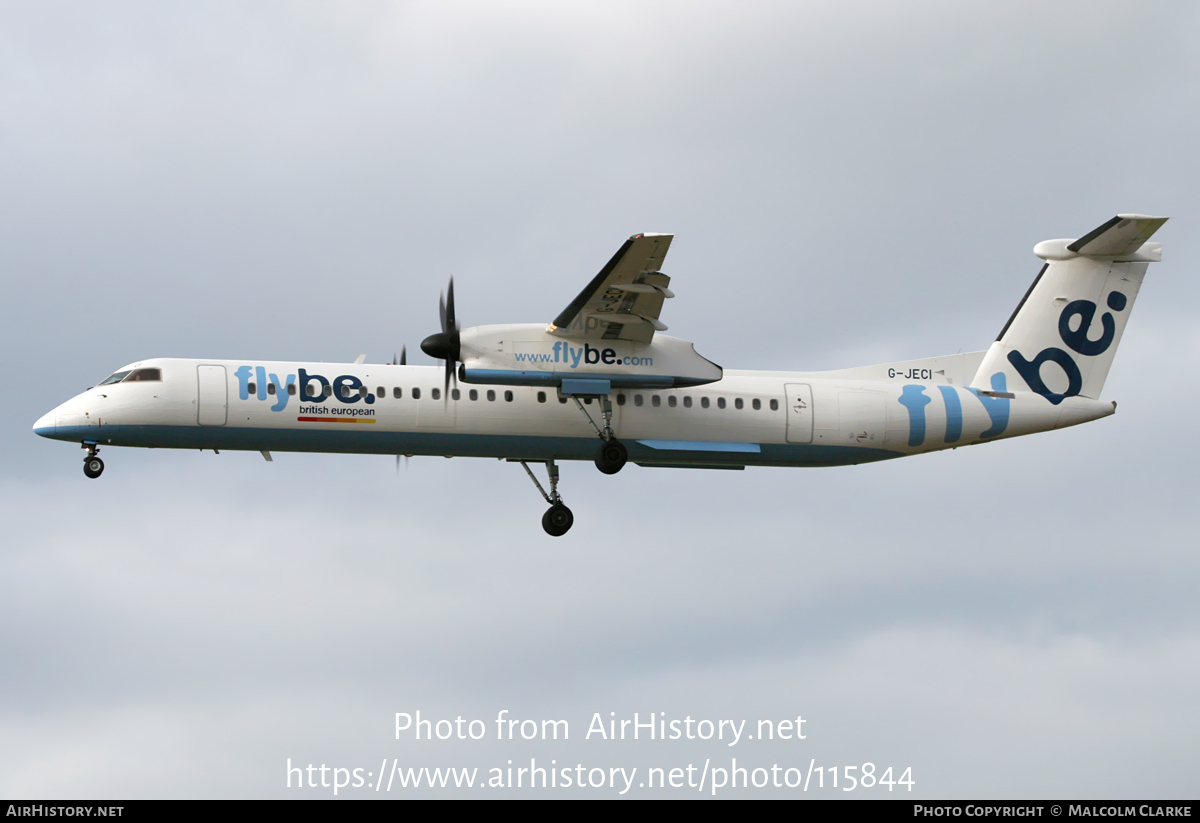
[838,390,884,445]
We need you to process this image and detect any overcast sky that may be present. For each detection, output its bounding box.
[2,0,1199,798]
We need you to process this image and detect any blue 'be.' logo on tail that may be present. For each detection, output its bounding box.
[1007,291,1127,405]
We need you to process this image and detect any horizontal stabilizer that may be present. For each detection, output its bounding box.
[1067,214,1168,256]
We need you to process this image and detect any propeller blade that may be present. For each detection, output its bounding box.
[422,276,462,393]
[400,345,407,366]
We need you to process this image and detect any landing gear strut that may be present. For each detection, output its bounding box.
[569,394,628,475]
[82,444,104,479]
[515,459,574,536]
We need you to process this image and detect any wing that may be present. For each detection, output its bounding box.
[548,233,675,343]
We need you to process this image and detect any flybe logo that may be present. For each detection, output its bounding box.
[513,343,654,368]
[1008,291,1127,405]
[897,377,1011,447]
[234,366,376,412]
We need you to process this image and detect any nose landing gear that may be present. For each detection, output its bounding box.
[82,444,104,479]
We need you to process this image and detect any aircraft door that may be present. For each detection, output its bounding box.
[784,383,813,444]
[197,365,228,426]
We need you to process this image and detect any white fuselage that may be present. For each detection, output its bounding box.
[33,355,1116,469]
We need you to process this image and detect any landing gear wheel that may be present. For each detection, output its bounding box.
[541,503,574,537]
[594,439,627,475]
[83,457,104,479]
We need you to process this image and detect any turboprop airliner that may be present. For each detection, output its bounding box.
[34,215,1166,535]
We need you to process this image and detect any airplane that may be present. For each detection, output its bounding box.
[33,215,1166,536]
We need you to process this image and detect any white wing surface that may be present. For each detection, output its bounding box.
[548,233,674,343]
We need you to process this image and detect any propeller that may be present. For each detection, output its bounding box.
[420,277,461,398]
[392,346,407,366]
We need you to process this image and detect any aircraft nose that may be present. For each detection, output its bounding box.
[33,410,57,438]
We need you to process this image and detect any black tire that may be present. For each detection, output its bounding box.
[541,503,574,537]
[594,438,627,475]
[83,457,104,479]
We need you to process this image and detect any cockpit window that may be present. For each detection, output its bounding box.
[124,368,162,382]
[98,370,132,385]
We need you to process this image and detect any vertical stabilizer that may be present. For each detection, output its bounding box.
[969,215,1166,403]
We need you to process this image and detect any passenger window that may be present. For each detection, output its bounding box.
[734,398,743,410]
[651,395,661,407]
[701,397,710,409]
[537,391,546,403]
[248,382,257,395]
[432,388,441,400]
[125,368,161,382]
[376,386,384,397]
[616,394,626,406]
[668,396,677,407]
[683,396,692,408]
[770,399,779,411]
[359,386,368,398]
[412,388,421,399]
[470,389,478,401]
[323,385,333,397]
[267,383,276,396]
[505,390,514,402]
[558,396,568,404]
[393,387,402,399]
[717,397,726,409]
[752,398,761,410]
[634,394,644,407]
[487,390,496,401]
[288,384,296,396]
[452,389,461,400]
[583,397,592,405]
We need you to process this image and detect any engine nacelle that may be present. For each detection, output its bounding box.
[457,324,722,390]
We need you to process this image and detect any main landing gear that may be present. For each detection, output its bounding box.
[516,459,574,537]
[516,391,629,536]
[569,394,628,475]
[595,438,627,474]
[82,444,104,479]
